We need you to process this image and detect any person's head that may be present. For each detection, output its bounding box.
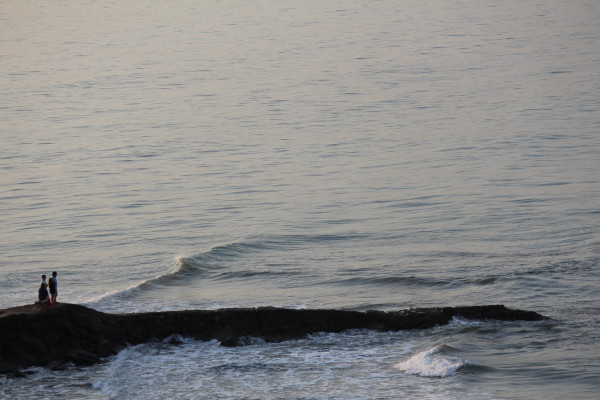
[42,274,46,280]
[52,271,57,277]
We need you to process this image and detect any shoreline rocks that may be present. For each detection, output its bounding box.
[0,303,546,375]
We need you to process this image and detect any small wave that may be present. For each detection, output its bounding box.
[190,241,273,262]
[83,256,192,304]
[82,238,288,304]
[473,277,497,285]
[182,232,373,266]
[213,270,301,281]
[177,238,286,268]
[448,316,486,327]
[394,344,469,378]
[84,241,277,305]
[162,334,195,345]
[84,233,373,305]
[514,258,596,278]
[335,275,497,288]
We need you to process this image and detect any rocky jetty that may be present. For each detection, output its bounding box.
[0,303,545,374]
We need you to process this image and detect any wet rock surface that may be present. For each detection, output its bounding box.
[0,303,546,374]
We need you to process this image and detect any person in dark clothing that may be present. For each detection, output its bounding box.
[49,271,58,304]
[38,275,49,305]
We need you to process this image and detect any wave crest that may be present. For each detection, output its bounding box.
[84,256,191,304]
[394,345,469,378]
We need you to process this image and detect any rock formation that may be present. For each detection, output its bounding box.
[0,303,546,375]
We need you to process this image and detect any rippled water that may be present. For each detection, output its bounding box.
[1,0,599,399]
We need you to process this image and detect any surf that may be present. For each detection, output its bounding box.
[394,344,470,378]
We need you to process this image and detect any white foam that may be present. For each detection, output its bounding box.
[394,345,468,378]
[448,316,486,327]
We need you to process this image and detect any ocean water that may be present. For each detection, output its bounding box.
[1,0,599,398]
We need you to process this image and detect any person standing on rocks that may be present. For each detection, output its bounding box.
[49,271,58,305]
[38,275,50,305]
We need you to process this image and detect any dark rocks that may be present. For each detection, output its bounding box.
[0,303,546,374]
[65,349,100,365]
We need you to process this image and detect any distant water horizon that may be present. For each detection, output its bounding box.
[1,0,599,398]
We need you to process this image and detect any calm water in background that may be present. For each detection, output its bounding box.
[1,0,599,399]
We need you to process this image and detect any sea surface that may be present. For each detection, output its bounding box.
[1,0,599,399]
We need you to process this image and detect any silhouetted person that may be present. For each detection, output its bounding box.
[49,271,58,304]
[38,275,49,306]
[40,274,48,292]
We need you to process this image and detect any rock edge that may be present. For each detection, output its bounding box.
[0,303,546,375]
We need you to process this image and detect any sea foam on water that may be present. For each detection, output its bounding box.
[394,345,469,378]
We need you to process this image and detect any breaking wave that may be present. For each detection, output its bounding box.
[81,234,339,305]
[83,256,192,304]
[394,344,470,378]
